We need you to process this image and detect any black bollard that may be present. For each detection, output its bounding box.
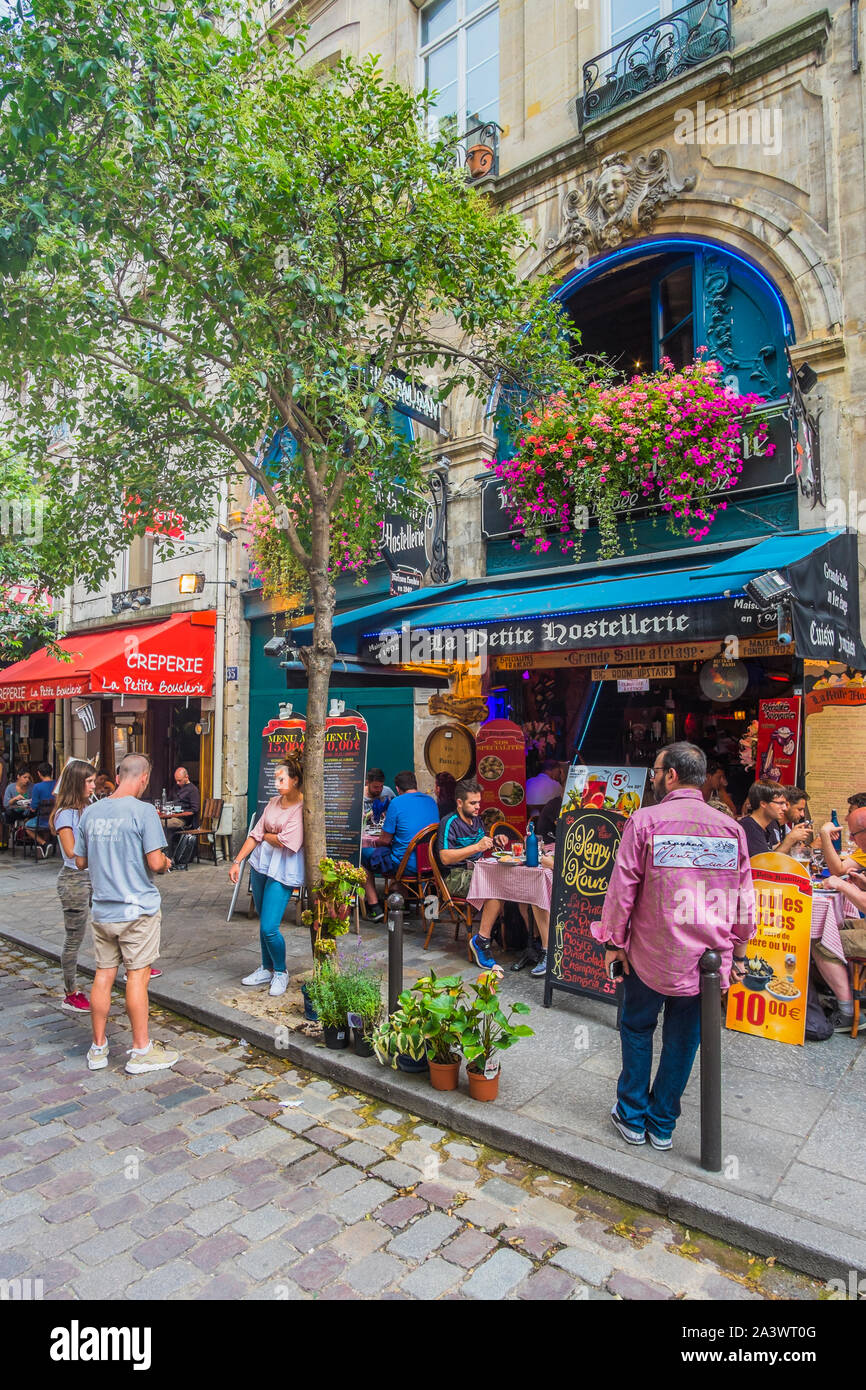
[386,892,405,1016]
[699,948,723,1173]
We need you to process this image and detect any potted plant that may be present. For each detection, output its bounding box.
[459,971,533,1101]
[372,989,429,1072]
[338,957,384,1058]
[412,970,467,1090]
[307,962,349,1049]
[301,857,368,964]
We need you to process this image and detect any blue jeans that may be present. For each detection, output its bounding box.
[249,868,291,974]
[615,967,701,1140]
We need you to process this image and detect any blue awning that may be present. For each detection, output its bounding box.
[292,530,865,668]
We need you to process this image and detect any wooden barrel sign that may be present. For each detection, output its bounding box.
[424,722,476,781]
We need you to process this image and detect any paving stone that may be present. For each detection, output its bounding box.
[477,1177,527,1207]
[138,1169,198,1203]
[132,1229,197,1270]
[283,1151,336,1183]
[285,1213,342,1251]
[453,1198,511,1232]
[276,1187,321,1217]
[374,1108,404,1125]
[401,1256,464,1300]
[0,1191,42,1223]
[462,1248,533,1300]
[388,1211,461,1259]
[184,1176,239,1210]
[336,1139,387,1168]
[130,1202,191,1239]
[412,1124,446,1145]
[517,1267,580,1300]
[607,1271,673,1301]
[126,1259,200,1300]
[444,1142,480,1163]
[702,1274,764,1301]
[188,1132,229,1157]
[441,1228,497,1268]
[413,1181,458,1209]
[345,1251,405,1295]
[70,1256,145,1300]
[328,1220,390,1259]
[74,1226,139,1265]
[0,1250,29,1278]
[41,1191,96,1224]
[303,1125,345,1150]
[376,1195,428,1228]
[274,1110,317,1135]
[314,1164,363,1196]
[503,1225,560,1260]
[330,1179,395,1224]
[289,1247,347,1291]
[356,1123,400,1148]
[550,1244,613,1288]
[237,1239,299,1282]
[92,1195,147,1231]
[184,1199,244,1238]
[197,1272,254,1300]
[233,1179,288,1211]
[5,1162,58,1192]
[231,1205,290,1241]
[371,1159,423,1189]
[187,1231,249,1273]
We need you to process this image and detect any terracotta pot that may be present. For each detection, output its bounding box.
[467,1065,499,1101]
[323,1024,349,1050]
[428,1057,460,1091]
[466,143,494,178]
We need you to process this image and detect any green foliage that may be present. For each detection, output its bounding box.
[0,0,581,603]
[458,971,533,1074]
[303,857,367,962]
[306,960,346,1029]
[411,969,468,1064]
[336,954,384,1033]
[372,989,429,1068]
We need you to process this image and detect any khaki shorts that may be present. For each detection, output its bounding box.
[813,925,866,963]
[92,909,162,972]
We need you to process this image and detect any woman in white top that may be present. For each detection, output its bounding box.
[50,759,96,1013]
[229,755,304,997]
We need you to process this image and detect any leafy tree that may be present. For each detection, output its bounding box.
[0,0,585,869]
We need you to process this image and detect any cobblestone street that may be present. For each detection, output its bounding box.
[0,942,823,1301]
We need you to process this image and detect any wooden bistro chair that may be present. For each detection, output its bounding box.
[428,838,475,961]
[850,957,866,1039]
[488,820,525,851]
[383,823,437,913]
[191,798,224,864]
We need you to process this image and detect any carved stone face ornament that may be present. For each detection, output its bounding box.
[548,148,695,262]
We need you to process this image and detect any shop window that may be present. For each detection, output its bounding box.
[420,0,499,137]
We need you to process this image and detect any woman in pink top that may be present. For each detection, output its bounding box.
[229,755,304,996]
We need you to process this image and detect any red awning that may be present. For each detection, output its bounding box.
[0,612,217,701]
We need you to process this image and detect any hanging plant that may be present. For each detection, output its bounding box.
[244,474,388,602]
[487,355,771,561]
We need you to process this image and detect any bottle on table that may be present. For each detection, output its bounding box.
[525,820,539,868]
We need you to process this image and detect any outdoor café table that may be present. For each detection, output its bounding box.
[361,830,381,849]
[811,888,861,963]
[467,857,554,915]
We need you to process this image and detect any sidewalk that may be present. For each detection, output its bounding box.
[2,853,865,1281]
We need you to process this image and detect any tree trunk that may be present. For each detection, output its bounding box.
[302,562,336,892]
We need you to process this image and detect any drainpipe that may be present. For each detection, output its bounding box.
[212,479,228,800]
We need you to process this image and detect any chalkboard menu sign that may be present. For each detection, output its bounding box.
[257,717,306,816]
[257,711,367,864]
[323,711,368,866]
[543,807,626,1007]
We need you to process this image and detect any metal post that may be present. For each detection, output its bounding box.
[386,892,405,1016]
[699,948,723,1173]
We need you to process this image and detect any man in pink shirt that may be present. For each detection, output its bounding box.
[593,742,754,1151]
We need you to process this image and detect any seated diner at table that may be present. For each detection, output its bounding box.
[363,768,394,825]
[164,766,200,831]
[737,781,812,859]
[813,863,866,1032]
[3,769,32,813]
[361,770,439,921]
[25,762,56,850]
[819,802,866,876]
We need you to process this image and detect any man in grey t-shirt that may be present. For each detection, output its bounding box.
[74,752,179,1076]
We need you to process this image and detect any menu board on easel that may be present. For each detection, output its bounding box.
[257,716,307,816]
[323,710,368,866]
[475,718,526,833]
[544,807,626,1007]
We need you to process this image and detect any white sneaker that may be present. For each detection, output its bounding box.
[125,1040,179,1075]
[269,971,289,996]
[87,1041,109,1071]
[242,966,273,987]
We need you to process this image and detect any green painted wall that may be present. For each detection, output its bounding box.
[247,616,415,814]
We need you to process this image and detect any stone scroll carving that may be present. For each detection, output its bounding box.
[547,149,695,263]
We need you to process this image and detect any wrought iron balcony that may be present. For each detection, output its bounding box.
[579,0,733,129]
[111,586,152,615]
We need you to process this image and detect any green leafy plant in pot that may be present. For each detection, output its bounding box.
[306,960,349,1050]
[459,970,533,1100]
[372,988,429,1072]
[338,955,384,1058]
[411,969,468,1090]
[301,858,367,965]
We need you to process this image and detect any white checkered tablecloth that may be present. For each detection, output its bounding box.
[467,859,553,913]
[811,891,860,963]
